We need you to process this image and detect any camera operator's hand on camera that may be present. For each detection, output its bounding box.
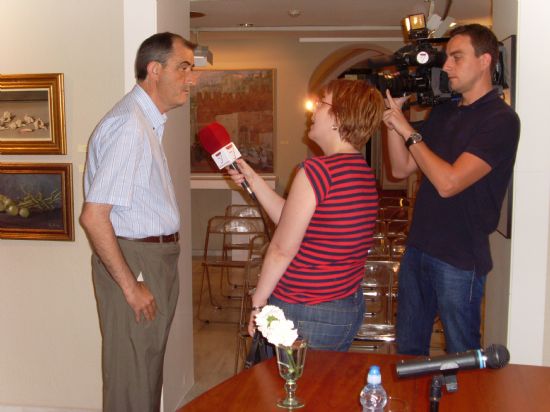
[383,90,414,138]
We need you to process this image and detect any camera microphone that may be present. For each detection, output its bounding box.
[396,344,510,378]
[198,122,257,201]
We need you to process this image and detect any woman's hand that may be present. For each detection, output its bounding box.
[248,311,257,337]
[226,158,255,187]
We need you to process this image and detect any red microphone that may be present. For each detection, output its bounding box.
[198,122,256,200]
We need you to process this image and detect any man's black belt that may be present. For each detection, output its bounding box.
[117,232,179,243]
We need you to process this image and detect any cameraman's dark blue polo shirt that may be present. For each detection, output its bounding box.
[408,89,520,275]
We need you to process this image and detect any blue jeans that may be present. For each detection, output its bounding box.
[396,247,486,355]
[269,289,364,351]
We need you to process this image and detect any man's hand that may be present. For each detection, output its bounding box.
[125,282,157,322]
[80,202,158,323]
[383,90,414,138]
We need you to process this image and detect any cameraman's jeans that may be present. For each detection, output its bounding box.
[269,288,364,352]
[396,246,486,356]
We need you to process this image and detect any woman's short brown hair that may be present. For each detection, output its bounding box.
[319,79,384,150]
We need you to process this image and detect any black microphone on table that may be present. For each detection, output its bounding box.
[396,344,510,378]
[198,122,257,201]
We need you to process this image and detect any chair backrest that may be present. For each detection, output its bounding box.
[362,259,400,327]
[367,235,390,260]
[378,205,409,221]
[386,219,409,238]
[390,235,407,260]
[379,196,410,208]
[374,219,387,237]
[208,215,265,235]
[203,216,266,259]
[247,234,270,261]
[225,204,262,218]
[363,260,400,288]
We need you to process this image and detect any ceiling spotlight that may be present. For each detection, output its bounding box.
[194,45,213,67]
[239,23,255,28]
[288,9,301,17]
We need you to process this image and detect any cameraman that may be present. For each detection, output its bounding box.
[383,24,520,356]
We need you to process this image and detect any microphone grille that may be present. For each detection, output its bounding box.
[485,344,510,369]
[198,122,231,154]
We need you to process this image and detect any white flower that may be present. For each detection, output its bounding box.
[255,305,298,347]
[266,319,299,347]
[255,305,284,330]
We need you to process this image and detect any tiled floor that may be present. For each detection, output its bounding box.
[181,258,248,404]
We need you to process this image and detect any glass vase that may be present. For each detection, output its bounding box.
[275,339,308,409]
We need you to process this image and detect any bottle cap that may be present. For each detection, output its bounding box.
[367,365,382,384]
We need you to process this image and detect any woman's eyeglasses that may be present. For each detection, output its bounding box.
[304,99,334,112]
[315,100,333,108]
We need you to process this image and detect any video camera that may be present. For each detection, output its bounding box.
[366,38,454,106]
[362,15,507,107]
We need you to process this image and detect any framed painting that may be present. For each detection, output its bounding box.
[0,163,73,241]
[0,73,66,154]
[496,35,517,239]
[190,69,275,173]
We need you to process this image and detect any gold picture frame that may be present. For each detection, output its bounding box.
[0,163,73,241]
[0,73,66,154]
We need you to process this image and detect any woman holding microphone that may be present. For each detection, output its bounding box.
[229,79,384,351]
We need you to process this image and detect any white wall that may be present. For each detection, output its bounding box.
[0,0,194,410]
[155,2,195,410]
[506,0,550,365]
[0,1,122,409]
[483,0,518,353]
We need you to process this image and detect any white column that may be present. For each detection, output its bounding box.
[507,0,550,365]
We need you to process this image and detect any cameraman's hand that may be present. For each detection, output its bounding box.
[383,90,414,138]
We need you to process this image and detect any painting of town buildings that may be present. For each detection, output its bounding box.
[190,69,274,173]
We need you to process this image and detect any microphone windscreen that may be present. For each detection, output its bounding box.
[485,344,510,369]
[198,122,231,154]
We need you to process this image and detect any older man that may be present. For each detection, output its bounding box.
[80,32,197,411]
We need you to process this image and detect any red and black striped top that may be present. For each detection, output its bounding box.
[272,153,378,305]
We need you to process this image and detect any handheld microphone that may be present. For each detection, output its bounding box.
[396,344,510,378]
[198,122,256,201]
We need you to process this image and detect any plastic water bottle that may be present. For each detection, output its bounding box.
[359,365,388,411]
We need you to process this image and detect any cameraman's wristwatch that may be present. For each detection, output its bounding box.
[405,132,423,150]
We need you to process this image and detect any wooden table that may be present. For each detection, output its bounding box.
[178,351,550,412]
